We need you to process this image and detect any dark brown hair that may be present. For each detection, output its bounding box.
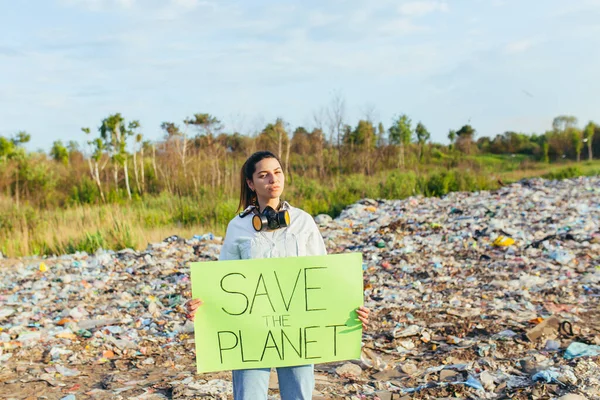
[237,151,283,213]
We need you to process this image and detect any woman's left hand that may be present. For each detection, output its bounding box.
[356,306,370,330]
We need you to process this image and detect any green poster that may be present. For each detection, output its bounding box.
[190,252,364,373]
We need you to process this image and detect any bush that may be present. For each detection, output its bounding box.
[379,171,417,199]
[69,177,99,205]
[542,166,583,180]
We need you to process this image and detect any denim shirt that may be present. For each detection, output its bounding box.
[219,202,327,261]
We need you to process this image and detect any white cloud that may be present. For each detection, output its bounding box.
[397,1,449,17]
[378,18,429,35]
[504,38,537,54]
[61,0,135,11]
[170,0,199,8]
[308,10,341,27]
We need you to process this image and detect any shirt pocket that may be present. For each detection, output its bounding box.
[238,237,271,259]
[284,232,309,257]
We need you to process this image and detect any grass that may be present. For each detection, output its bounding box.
[2,159,599,258]
[0,196,229,257]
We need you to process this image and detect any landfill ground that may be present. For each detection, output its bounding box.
[1,176,599,400]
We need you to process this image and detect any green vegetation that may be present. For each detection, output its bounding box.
[1,158,599,257]
[0,112,598,257]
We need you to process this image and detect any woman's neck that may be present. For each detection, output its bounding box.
[257,197,280,212]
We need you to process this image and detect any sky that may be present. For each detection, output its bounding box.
[1,0,599,152]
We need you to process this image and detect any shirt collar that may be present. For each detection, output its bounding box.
[239,200,291,217]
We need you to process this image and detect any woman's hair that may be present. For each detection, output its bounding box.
[238,151,282,213]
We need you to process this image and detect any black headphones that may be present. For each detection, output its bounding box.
[240,203,290,231]
[252,206,290,231]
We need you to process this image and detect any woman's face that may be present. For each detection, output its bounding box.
[247,157,285,201]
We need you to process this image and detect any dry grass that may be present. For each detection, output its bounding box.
[0,201,224,257]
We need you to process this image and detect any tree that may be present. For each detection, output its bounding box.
[258,118,289,160]
[8,131,30,208]
[67,141,80,153]
[186,113,222,144]
[570,128,583,162]
[326,91,346,173]
[130,126,143,195]
[161,121,188,180]
[377,122,386,147]
[552,115,578,132]
[0,136,16,160]
[185,113,224,189]
[309,128,325,178]
[447,129,456,151]
[291,127,311,155]
[389,114,412,168]
[100,113,124,193]
[455,124,476,154]
[12,131,31,146]
[344,120,376,174]
[584,121,596,161]
[345,120,376,148]
[414,122,430,162]
[160,122,181,137]
[82,127,106,202]
[50,140,69,165]
[541,136,550,163]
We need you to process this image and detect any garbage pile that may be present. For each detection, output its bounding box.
[1,176,599,399]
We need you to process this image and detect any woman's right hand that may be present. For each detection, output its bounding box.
[184,299,203,321]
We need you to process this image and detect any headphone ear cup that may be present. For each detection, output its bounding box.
[281,210,290,227]
[252,214,263,231]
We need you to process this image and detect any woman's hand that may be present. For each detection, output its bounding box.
[185,299,203,321]
[356,306,370,330]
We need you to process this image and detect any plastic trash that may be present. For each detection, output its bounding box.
[192,233,215,241]
[55,365,80,377]
[564,342,600,360]
[549,249,576,265]
[533,368,562,384]
[493,235,515,247]
[1,176,600,398]
[545,340,561,351]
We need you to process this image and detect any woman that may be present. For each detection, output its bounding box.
[186,150,370,400]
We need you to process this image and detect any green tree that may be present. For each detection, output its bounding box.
[67,140,80,153]
[357,119,377,174]
[414,122,430,162]
[455,124,476,154]
[0,136,16,160]
[83,127,106,202]
[570,128,583,162]
[161,121,188,179]
[291,127,311,155]
[389,114,412,168]
[447,129,456,151]
[99,114,137,199]
[185,113,225,188]
[258,118,289,162]
[377,122,386,147]
[345,120,376,148]
[100,113,125,192]
[542,141,550,163]
[552,115,578,132]
[160,122,181,137]
[584,121,596,160]
[186,113,222,146]
[12,131,31,147]
[3,131,31,208]
[50,140,69,165]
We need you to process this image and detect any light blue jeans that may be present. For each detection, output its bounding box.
[232,365,314,400]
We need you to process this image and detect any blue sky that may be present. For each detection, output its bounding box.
[1,0,599,152]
